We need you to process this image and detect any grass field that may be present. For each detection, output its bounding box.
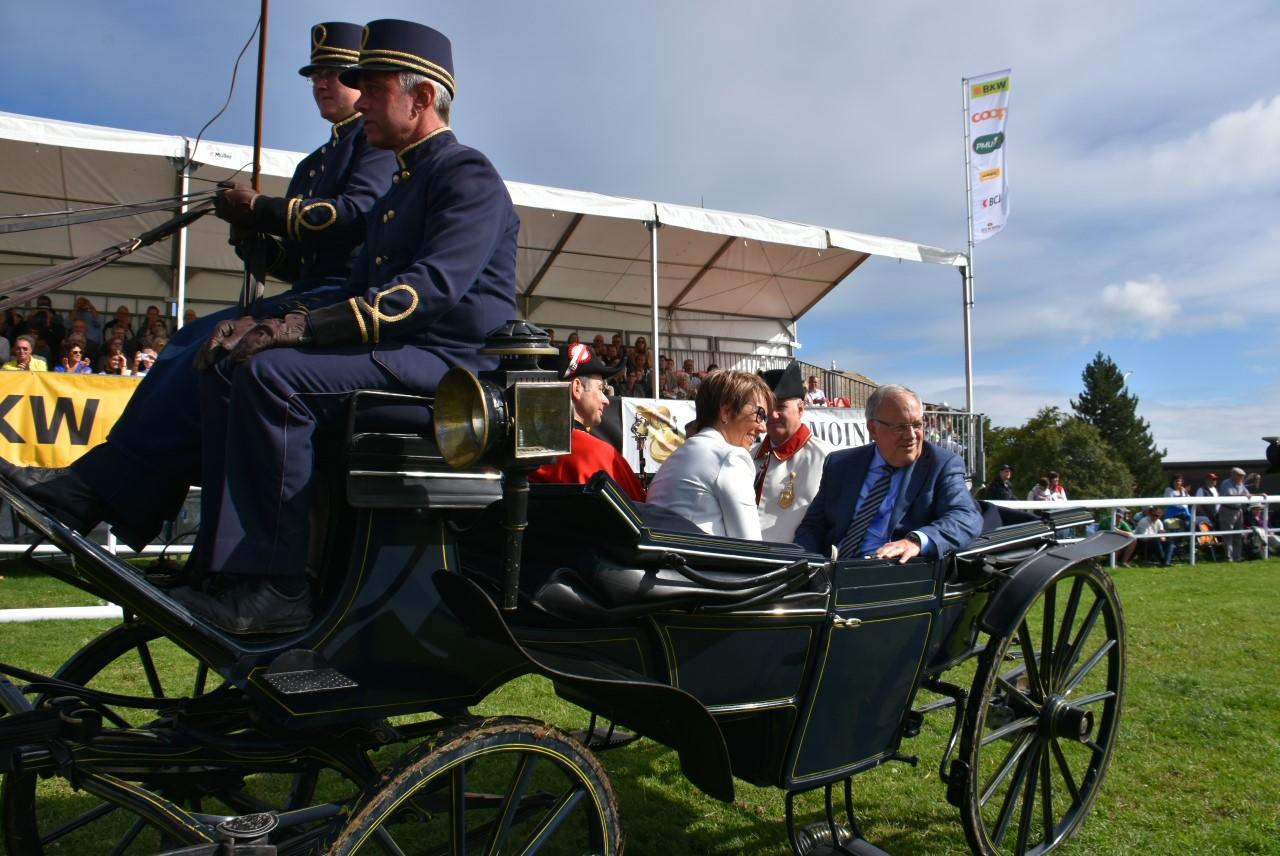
[0,555,1277,855]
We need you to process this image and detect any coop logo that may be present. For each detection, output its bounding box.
[0,394,99,444]
[978,167,1002,182]
[970,77,1010,99]
[980,194,1003,208]
[973,132,1005,155]
[971,108,1008,124]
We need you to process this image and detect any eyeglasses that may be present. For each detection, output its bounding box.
[307,69,340,85]
[873,418,925,436]
[746,406,767,423]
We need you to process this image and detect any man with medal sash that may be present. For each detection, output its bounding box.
[753,362,832,542]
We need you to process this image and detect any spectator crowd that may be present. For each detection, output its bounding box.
[0,297,191,377]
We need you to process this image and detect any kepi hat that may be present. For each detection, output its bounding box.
[340,19,456,97]
[298,22,363,77]
[759,362,805,401]
[555,343,611,380]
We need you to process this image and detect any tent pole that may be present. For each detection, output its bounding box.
[175,148,191,329]
[647,220,660,380]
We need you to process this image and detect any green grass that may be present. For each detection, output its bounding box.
[0,557,1278,854]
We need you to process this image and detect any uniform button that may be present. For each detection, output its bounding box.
[392,175,400,184]
[320,165,325,171]
[386,209,396,220]
[309,169,316,177]
[321,147,327,154]
[381,213,388,223]
[401,170,411,180]
[375,256,383,265]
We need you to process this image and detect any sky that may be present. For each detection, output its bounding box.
[1,1,1276,462]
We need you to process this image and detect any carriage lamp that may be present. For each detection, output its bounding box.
[434,321,569,609]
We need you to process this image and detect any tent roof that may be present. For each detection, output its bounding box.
[0,111,966,324]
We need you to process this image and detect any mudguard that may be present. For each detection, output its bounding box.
[433,570,736,802]
[979,531,1130,637]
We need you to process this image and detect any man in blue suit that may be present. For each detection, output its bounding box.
[794,384,982,563]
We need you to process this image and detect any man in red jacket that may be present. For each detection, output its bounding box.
[531,342,646,501]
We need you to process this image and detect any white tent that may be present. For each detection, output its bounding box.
[0,111,967,365]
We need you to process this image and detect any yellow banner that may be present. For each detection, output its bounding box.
[0,373,140,467]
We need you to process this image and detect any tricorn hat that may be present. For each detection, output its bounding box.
[340,19,456,97]
[555,342,611,380]
[759,362,805,401]
[298,22,363,77]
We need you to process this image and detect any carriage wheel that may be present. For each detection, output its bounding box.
[959,562,1125,856]
[0,619,349,854]
[330,717,623,855]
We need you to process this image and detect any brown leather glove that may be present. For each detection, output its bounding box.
[213,181,260,230]
[227,313,311,364]
[194,315,260,370]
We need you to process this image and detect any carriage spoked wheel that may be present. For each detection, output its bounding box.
[331,716,623,855]
[0,619,353,854]
[959,561,1125,856]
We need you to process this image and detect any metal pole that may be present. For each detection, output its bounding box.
[647,220,660,384]
[175,153,191,329]
[961,77,976,415]
[251,0,269,192]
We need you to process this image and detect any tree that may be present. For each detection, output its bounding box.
[1071,352,1165,495]
[983,407,1133,500]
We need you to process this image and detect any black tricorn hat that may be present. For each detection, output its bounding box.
[340,19,456,97]
[298,22,363,77]
[759,362,805,401]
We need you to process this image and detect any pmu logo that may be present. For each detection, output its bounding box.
[0,395,98,444]
[973,132,1005,155]
[971,108,1008,123]
[980,194,1003,208]
[970,77,1010,99]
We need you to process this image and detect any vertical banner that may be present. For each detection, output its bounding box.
[966,69,1011,241]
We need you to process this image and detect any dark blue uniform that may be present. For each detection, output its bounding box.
[72,116,395,547]
[199,129,519,581]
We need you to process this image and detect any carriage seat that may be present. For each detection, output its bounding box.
[502,473,830,625]
[343,390,501,509]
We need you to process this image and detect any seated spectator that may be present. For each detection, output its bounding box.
[54,336,93,374]
[611,333,627,364]
[566,332,580,346]
[657,356,677,398]
[131,347,159,377]
[628,336,652,374]
[670,371,694,400]
[182,307,199,327]
[1027,476,1052,502]
[618,368,651,398]
[67,318,100,366]
[681,359,702,391]
[1099,507,1137,566]
[139,305,167,339]
[96,336,128,373]
[1047,471,1068,501]
[1,308,24,342]
[1135,506,1175,566]
[100,352,129,375]
[137,317,171,350]
[2,335,48,371]
[646,370,771,539]
[103,304,135,342]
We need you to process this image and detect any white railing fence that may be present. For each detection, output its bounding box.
[992,494,1277,566]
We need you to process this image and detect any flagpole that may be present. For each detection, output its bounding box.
[961,77,976,416]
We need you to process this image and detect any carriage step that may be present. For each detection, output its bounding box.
[261,667,358,695]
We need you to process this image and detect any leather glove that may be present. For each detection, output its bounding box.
[227,313,311,364]
[213,181,260,230]
[194,315,260,370]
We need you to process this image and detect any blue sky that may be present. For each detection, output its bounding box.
[2,1,1276,461]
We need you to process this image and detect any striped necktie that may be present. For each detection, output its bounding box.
[836,465,897,558]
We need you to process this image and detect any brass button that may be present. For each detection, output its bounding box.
[400,170,411,180]
[386,209,396,220]
[375,256,383,265]
[392,174,400,184]
[321,146,327,154]
[309,169,316,177]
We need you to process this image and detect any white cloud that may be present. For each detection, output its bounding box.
[1095,276,1181,340]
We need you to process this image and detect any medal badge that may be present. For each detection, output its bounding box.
[778,471,797,508]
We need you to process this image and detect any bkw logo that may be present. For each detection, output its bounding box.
[0,395,99,444]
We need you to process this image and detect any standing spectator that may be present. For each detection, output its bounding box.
[1162,474,1192,530]
[804,375,827,406]
[1219,467,1250,561]
[1,308,24,343]
[54,336,93,374]
[2,335,48,371]
[182,307,199,327]
[1027,476,1052,502]
[1135,506,1175,566]
[1047,471,1068,501]
[69,298,103,345]
[983,464,1016,501]
[1194,472,1219,529]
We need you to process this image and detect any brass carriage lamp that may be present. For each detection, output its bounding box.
[434,321,570,609]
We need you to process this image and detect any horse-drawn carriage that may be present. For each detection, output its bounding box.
[0,326,1126,855]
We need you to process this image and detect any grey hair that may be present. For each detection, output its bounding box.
[398,71,452,123]
[865,384,921,421]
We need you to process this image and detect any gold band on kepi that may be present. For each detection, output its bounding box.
[298,22,363,77]
[340,19,456,97]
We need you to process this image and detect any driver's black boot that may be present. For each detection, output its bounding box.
[0,460,105,534]
[170,575,313,635]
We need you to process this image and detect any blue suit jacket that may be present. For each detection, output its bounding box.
[794,441,983,558]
